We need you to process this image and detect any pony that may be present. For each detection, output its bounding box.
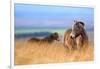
[28,32,60,43]
[64,20,88,50]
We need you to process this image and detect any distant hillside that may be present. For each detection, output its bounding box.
[15,32,52,39]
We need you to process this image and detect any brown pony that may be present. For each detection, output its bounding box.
[28,32,60,43]
[64,20,88,50]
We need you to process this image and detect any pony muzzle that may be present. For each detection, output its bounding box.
[70,33,75,39]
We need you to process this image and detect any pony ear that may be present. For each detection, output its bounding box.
[53,32,58,36]
[80,22,85,27]
[79,22,85,28]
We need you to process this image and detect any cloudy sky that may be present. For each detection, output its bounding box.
[15,3,94,29]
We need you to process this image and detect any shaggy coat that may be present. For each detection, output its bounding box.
[64,29,76,50]
[64,21,88,50]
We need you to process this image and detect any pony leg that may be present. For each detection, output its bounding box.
[76,36,83,50]
[77,43,81,50]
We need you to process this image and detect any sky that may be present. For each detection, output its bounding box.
[15,3,94,29]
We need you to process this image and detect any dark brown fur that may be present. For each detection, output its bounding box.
[28,32,59,43]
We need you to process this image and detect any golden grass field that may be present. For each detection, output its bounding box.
[15,32,94,65]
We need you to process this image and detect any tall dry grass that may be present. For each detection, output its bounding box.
[15,40,94,65]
